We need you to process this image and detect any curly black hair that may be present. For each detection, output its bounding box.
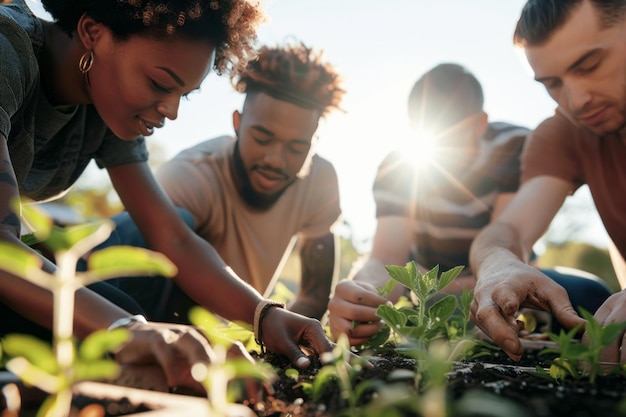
[40,0,265,75]
[231,41,345,118]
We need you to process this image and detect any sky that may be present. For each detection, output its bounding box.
[26,0,609,251]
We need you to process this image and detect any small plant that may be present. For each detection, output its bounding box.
[0,198,177,417]
[310,333,385,417]
[373,262,474,352]
[188,306,277,417]
[539,308,626,383]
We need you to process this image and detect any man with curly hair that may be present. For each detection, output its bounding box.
[95,42,346,323]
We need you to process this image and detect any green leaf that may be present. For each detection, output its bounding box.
[427,294,458,324]
[376,305,407,330]
[225,358,276,382]
[366,326,391,349]
[45,221,112,252]
[437,265,464,291]
[2,334,58,374]
[78,329,129,361]
[420,265,439,295]
[285,368,299,382]
[5,357,62,393]
[74,359,120,381]
[384,264,415,291]
[377,279,398,297]
[189,306,234,348]
[37,393,62,417]
[311,366,339,401]
[86,246,177,282]
[13,198,53,241]
[0,242,42,279]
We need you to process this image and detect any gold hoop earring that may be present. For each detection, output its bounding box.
[78,50,94,74]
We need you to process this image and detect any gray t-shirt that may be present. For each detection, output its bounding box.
[0,0,148,201]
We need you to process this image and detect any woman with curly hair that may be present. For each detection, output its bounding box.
[0,0,334,390]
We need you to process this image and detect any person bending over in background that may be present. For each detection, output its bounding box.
[328,63,612,346]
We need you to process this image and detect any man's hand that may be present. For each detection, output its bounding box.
[327,280,390,346]
[585,290,626,364]
[470,262,585,361]
[259,307,332,368]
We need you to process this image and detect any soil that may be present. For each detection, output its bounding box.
[4,344,625,417]
[248,344,626,417]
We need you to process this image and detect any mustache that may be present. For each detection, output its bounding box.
[252,165,289,179]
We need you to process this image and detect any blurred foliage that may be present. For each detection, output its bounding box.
[537,241,619,293]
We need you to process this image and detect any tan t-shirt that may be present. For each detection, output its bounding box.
[521,109,626,256]
[156,136,341,293]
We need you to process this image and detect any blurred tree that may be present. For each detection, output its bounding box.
[537,241,619,293]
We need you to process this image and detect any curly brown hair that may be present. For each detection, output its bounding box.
[231,41,345,118]
[40,0,265,75]
[514,0,626,47]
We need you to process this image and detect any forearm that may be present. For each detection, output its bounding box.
[295,233,337,320]
[157,233,262,326]
[469,221,529,279]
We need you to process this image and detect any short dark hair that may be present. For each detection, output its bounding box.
[232,41,345,118]
[407,63,484,131]
[40,0,265,75]
[514,0,626,47]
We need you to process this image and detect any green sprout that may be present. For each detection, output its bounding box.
[0,198,177,417]
[540,308,626,384]
[188,306,277,417]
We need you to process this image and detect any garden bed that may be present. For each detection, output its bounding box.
[249,339,626,417]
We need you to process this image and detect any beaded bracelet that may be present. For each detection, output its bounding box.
[253,299,285,353]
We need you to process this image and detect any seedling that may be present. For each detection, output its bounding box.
[539,307,626,383]
[374,262,473,351]
[311,333,382,416]
[0,198,177,417]
[188,306,277,417]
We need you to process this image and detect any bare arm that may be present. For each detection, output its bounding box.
[0,136,130,338]
[108,162,332,367]
[290,232,337,320]
[469,176,585,360]
[607,239,626,290]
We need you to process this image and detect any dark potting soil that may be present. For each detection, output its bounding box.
[250,347,626,417]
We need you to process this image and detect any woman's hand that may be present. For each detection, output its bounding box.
[113,321,248,393]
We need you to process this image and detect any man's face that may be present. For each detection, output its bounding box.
[525,0,626,136]
[233,92,320,203]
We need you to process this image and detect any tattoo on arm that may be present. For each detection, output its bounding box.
[296,232,337,319]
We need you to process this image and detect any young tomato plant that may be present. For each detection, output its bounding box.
[0,198,177,417]
[539,308,626,383]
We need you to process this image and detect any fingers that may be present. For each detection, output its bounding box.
[114,322,215,393]
[262,308,333,369]
[328,280,388,344]
[335,280,389,307]
[588,292,626,365]
[471,285,523,361]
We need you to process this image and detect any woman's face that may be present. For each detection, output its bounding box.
[86,28,215,140]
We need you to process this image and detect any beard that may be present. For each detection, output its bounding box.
[232,141,295,210]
